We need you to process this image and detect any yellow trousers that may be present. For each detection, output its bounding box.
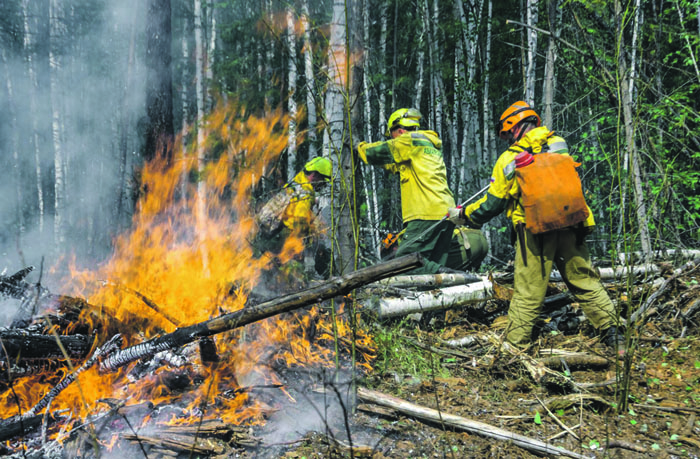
[506,227,619,347]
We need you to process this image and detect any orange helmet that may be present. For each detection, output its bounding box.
[497,101,541,139]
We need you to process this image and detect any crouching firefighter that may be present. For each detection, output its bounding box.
[253,157,332,281]
[447,101,625,354]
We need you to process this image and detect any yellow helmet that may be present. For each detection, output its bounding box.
[304,157,332,181]
[496,101,541,139]
[385,108,422,137]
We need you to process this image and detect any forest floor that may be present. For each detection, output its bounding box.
[275,262,700,459]
[13,259,699,459]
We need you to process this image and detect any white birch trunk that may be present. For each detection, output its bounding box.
[206,0,216,110]
[194,0,209,273]
[286,9,297,182]
[483,0,494,165]
[362,0,381,260]
[616,0,651,257]
[525,0,538,105]
[413,7,426,110]
[456,0,483,194]
[180,12,190,202]
[378,2,388,131]
[22,0,45,235]
[49,0,66,254]
[373,280,493,318]
[675,0,700,82]
[2,48,25,240]
[301,0,317,157]
[325,0,354,273]
[541,0,560,127]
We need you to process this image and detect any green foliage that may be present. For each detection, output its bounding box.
[372,322,450,381]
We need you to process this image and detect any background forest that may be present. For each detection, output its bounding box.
[1,0,699,282]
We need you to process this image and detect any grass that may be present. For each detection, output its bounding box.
[371,320,451,382]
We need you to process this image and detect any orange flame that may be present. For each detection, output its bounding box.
[0,101,374,434]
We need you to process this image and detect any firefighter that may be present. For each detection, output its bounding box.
[254,156,331,279]
[448,101,625,354]
[357,108,487,274]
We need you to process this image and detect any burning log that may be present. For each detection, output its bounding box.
[0,329,91,362]
[357,387,587,458]
[100,254,423,372]
[0,335,122,442]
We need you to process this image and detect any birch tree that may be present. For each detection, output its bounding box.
[541,0,561,127]
[1,47,25,246]
[286,8,297,181]
[361,0,380,260]
[22,0,45,235]
[324,0,356,274]
[524,0,538,104]
[49,0,66,254]
[615,0,651,257]
[300,0,317,158]
[194,0,209,272]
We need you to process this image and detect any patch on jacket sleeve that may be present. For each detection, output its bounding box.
[548,139,568,153]
[503,160,516,180]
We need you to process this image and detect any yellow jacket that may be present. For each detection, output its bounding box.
[282,171,317,233]
[464,126,595,228]
[357,130,455,222]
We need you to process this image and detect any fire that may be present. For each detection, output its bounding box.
[0,101,374,437]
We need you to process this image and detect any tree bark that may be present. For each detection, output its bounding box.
[286,8,297,182]
[301,0,317,158]
[373,279,493,319]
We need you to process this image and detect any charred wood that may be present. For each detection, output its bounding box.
[0,329,91,362]
[100,254,423,372]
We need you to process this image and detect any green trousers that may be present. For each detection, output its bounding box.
[395,220,488,274]
[506,227,618,347]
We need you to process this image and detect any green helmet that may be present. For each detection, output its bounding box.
[304,156,332,181]
[385,108,422,137]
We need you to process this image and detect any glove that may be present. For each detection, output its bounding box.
[355,141,369,163]
[447,206,467,226]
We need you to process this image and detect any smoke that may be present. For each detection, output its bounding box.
[0,0,149,294]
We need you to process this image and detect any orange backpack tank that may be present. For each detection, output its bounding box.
[515,152,589,234]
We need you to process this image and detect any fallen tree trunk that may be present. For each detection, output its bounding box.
[357,387,586,459]
[372,272,484,289]
[372,280,493,319]
[551,264,660,282]
[100,254,423,372]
